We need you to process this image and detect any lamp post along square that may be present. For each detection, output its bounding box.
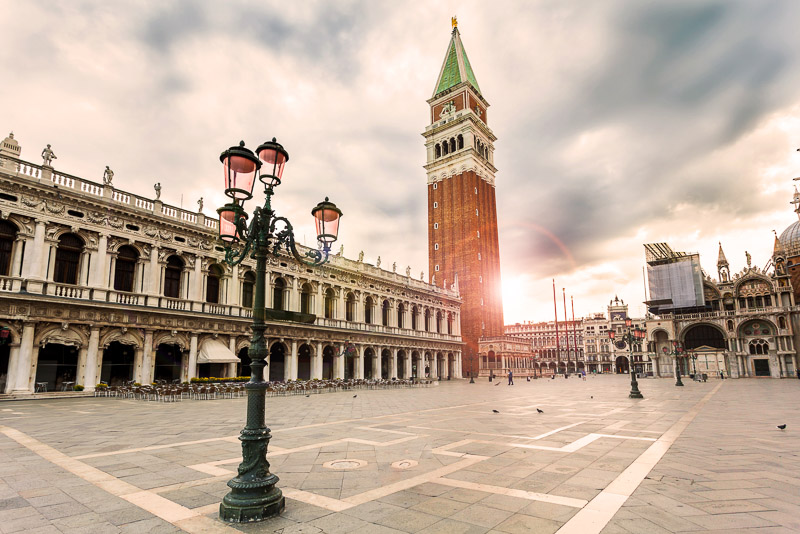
[216,139,342,523]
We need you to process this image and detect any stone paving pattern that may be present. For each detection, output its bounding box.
[0,375,798,533]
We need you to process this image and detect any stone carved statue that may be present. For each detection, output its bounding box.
[745,250,751,268]
[338,244,344,256]
[103,166,114,186]
[197,197,203,212]
[406,266,411,277]
[154,182,161,200]
[41,144,56,166]
[376,256,381,268]
[358,250,364,262]
[420,271,424,280]
[392,262,396,273]
[431,274,436,285]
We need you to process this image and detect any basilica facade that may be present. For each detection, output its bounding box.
[645,195,800,379]
[0,132,463,395]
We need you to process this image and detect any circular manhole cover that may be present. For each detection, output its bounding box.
[391,459,418,470]
[322,459,367,470]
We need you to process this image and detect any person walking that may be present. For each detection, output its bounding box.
[507,370,514,385]
[581,369,586,381]
[796,368,800,380]
[719,370,724,380]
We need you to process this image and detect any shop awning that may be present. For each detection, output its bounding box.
[198,340,239,364]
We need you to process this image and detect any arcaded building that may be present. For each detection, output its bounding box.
[0,132,463,395]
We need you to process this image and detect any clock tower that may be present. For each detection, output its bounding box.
[424,22,504,366]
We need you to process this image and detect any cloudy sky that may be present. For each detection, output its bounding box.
[3,0,800,323]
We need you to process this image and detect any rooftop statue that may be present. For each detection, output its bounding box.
[41,144,56,167]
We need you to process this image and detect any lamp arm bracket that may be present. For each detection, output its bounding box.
[270,215,328,266]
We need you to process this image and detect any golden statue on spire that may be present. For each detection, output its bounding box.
[451,16,458,29]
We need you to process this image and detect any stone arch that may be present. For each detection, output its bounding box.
[151,331,189,351]
[99,328,143,349]
[738,319,776,338]
[681,323,727,350]
[35,324,87,348]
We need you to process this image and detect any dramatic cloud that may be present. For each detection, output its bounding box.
[2,1,800,322]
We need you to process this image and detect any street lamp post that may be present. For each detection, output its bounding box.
[607,318,645,399]
[216,139,342,523]
[662,340,685,387]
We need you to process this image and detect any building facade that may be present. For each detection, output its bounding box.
[505,320,585,374]
[583,298,650,375]
[424,24,504,364]
[0,133,463,395]
[645,235,797,379]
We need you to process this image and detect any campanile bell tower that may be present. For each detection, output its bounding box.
[424,20,504,361]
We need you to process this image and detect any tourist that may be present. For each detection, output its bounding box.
[507,370,514,385]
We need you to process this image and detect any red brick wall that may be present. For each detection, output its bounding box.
[428,171,504,356]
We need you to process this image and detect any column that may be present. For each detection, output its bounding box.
[404,351,412,379]
[11,323,36,394]
[11,236,25,278]
[76,345,88,390]
[23,221,47,293]
[228,336,238,378]
[134,348,144,383]
[336,345,345,379]
[79,248,91,287]
[82,327,100,391]
[288,339,298,380]
[316,285,325,318]
[390,348,397,379]
[189,256,202,301]
[142,330,154,383]
[4,343,20,394]
[372,351,379,379]
[443,354,449,379]
[313,343,323,379]
[147,246,160,297]
[338,290,346,320]
[188,334,198,380]
[357,345,364,379]
[228,265,240,307]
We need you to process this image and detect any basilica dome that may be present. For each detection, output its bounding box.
[779,220,800,258]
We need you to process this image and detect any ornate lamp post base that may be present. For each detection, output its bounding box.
[219,383,285,523]
[629,386,644,399]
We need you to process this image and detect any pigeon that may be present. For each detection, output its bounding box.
[777,424,786,430]
[353,395,357,398]
[492,409,499,413]
[305,395,310,397]
[494,382,501,386]
[536,408,544,414]
[590,396,593,399]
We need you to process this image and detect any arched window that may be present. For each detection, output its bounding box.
[206,264,223,303]
[273,278,286,310]
[435,144,441,158]
[300,283,313,314]
[749,339,768,355]
[447,312,453,334]
[450,138,456,153]
[779,316,787,329]
[164,255,183,298]
[436,311,442,333]
[346,292,356,321]
[424,308,431,332]
[114,245,138,292]
[726,320,734,331]
[54,233,83,285]
[324,288,335,319]
[242,271,255,308]
[382,300,390,326]
[0,221,17,276]
[397,303,405,329]
[457,134,464,149]
[364,297,374,324]
[411,305,418,330]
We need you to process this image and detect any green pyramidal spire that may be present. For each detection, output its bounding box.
[433,26,481,97]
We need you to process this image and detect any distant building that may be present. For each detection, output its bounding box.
[504,320,584,375]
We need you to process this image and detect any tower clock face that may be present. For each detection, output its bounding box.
[615,341,627,350]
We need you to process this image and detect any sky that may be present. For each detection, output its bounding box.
[3,0,800,323]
